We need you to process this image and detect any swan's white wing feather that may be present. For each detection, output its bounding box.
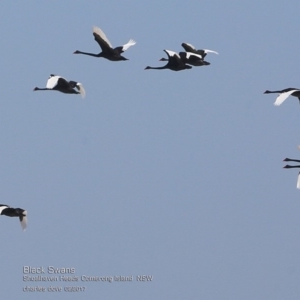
[185,52,202,59]
[274,90,298,106]
[76,83,86,98]
[164,50,180,59]
[203,49,219,55]
[297,173,300,189]
[0,205,9,214]
[122,39,136,51]
[20,211,27,231]
[93,26,113,48]
[46,76,62,89]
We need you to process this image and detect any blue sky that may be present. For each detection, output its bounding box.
[1,0,300,299]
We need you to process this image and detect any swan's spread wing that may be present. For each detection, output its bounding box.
[46,75,62,89]
[181,43,196,52]
[203,49,219,55]
[170,51,188,69]
[19,211,27,231]
[76,83,86,98]
[297,172,300,189]
[274,89,298,106]
[185,52,203,60]
[122,39,136,51]
[164,50,180,59]
[0,205,9,214]
[93,26,113,50]
[164,50,183,67]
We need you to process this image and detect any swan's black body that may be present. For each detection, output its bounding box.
[145,50,192,71]
[0,204,27,230]
[33,75,85,97]
[74,26,135,61]
[160,52,210,67]
[181,43,218,59]
[181,43,208,58]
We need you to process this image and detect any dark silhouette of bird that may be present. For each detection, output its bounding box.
[0,204,27,230]
[159,51,210,66]
[145,50,192,71]
[33,75,85,98]
[283,158,300,189]
[73,26,136,61]
[264,88,300,106]
[181,43,218,58]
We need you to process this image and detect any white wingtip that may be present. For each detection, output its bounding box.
[122,39,136,51]
[164,49,179,58]
[204,49,219,55]
[297,172,300,189]
[273,90,296,106]
[128,39,136,45]
[77,83,86,98]
[92,26,112,48]
[0,205,9,214]
[186,52,203,59]
[20,211,27,231]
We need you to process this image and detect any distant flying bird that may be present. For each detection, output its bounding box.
[181,43,219,58]
[0,205,27,230]
[264,88,300,106]
[159,51,210,67]
[73,26,136,61]
[33,75,86,98]
[283,158,300,189]
[145,50,192,71]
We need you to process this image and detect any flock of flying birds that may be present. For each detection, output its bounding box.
[264,89,300,188]
[32,26,219,98]
[1,25,219,231]
[4,25,299,230]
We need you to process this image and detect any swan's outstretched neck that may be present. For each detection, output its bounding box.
[33,87,48,91]
[73,50,101,57]
[145,66,167,70]
[264,90,283,94]
[283,164,300,169]
[283,158,300,163]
